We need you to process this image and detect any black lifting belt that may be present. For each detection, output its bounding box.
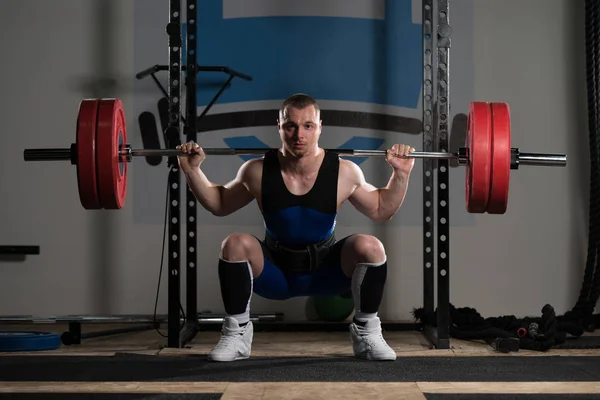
[264,233,336,274]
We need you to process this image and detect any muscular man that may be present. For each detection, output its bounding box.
[177,93,415,362]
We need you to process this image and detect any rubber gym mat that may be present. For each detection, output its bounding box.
[1,355,600,382]
[2,393,600,400]
[554,336,600,349]
[424,396,600,400]
[0,396,221,400]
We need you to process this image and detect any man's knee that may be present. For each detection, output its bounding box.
[220,233,257,260]
[346,234,386,265]
[220,233,264,277]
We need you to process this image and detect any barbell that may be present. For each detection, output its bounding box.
[22,98,567,214]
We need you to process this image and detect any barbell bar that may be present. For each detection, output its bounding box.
[23,145,567,166]
[120,148,567,167]
[22,98,567,213]
[22,147,457,160]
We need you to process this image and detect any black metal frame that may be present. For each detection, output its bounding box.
[165,0,185,347]
[164,0,204,348]
[422,0,451,349]
[181,0,199,349]
[162,0,259,347]
[131,0,254,348]
[177,0,198,347]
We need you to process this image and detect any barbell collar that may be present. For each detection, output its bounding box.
[123,145,133,162]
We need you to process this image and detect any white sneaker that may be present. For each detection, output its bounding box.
[349,317,397,361]
[208,316,253,362]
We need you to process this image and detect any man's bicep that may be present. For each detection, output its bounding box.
[220,160,257,215]
[345,161,380,217]
[348,180,379,215]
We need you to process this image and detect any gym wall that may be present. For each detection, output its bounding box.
[0,0,587,322]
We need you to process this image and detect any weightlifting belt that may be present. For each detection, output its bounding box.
[264,232,336,274]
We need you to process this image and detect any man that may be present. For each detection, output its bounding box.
[177,93,415,362]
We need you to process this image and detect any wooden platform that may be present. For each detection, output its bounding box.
[1,322,600,399]
[1,322,599,358]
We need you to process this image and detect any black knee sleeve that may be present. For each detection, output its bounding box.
[351,259,387,313]
[218,258,252,315]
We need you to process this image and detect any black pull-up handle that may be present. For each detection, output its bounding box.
[135,64,253,81]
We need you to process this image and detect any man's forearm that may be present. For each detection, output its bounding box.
[182,167,223,215]
[377,170,411,220]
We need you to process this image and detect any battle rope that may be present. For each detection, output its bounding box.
[412,1,600,351]
[567,0,600,324]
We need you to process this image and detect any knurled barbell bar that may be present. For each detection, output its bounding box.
[22,98,567,213]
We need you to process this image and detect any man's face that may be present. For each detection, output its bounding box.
[277,105,322,158]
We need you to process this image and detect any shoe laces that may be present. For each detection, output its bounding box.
[355,323,386,344]
[215,326,244,348]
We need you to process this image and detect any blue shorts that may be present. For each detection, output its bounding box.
[252,235,353,300]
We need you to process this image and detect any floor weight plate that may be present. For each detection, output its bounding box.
[487,102,511,214]
[465,102,493,213]
[0,331,61,352]
[96,98,128,209]
[76,99,102,209]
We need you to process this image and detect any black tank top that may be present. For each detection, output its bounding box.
[261,149,339,247]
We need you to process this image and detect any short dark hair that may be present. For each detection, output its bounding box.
[279,93,320,120]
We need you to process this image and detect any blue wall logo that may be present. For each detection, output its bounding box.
[192,0,421,108]
[180,0,422,162]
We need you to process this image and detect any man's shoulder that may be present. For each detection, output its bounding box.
[240,156,264,169]
[338,157,360,173]
[338,157,364,183]
[239,156,264,180]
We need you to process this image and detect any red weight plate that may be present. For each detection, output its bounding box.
[76,99,101,209]
[487,102,511,214]
[96,98,128,209]
[465,102,492,213]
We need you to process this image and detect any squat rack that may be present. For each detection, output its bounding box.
[161,0,453,348]
[164,0,199,348]
[160,0,452,348]
[421,0,451,349]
